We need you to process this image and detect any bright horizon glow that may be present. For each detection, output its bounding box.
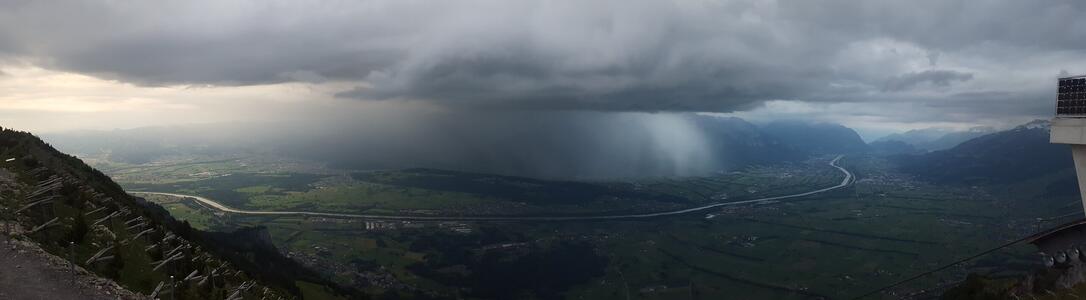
[0,66,361,133]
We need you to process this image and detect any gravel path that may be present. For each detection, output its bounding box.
[0,228,144,300]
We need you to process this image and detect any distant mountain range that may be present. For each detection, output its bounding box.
[868,140,920,155]
[42,116,874,178]
[897,120,1073,184]
[39,117,1085,190]
[690,116,807,168]
[43,117,1069,184]
[876,126,995,152]
[760,120,871,155]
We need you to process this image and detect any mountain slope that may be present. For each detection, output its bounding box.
[0,127,352,299]
[897,120,1071,184]
[689,116,807,168]
[760,120,870,155]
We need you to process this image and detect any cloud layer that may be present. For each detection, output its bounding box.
[1,0,1083,117]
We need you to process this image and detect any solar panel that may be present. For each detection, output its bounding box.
[1056,76,1086,117]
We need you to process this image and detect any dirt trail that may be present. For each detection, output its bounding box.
[0,228,144,300]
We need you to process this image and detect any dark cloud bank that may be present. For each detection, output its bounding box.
[3,0,1083,114]
[10,1,1086,178]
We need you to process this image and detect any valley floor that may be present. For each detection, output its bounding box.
[101,154,1078,299]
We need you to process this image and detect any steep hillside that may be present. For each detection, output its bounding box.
[0,233,143,299]
[0,127,353,299]
[761,120,870,155]
[898,120,1072,184]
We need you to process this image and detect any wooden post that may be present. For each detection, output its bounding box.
[68,242,76,286]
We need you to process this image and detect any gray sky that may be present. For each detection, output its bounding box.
[0,0,1082,139]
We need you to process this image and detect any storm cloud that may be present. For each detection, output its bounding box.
[1,0,1084,116]
[883,70,974,92]
[45,110,726,178]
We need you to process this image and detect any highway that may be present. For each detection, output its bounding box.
[130,155,853,222]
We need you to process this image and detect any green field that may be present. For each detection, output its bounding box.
[114,155,846,218]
